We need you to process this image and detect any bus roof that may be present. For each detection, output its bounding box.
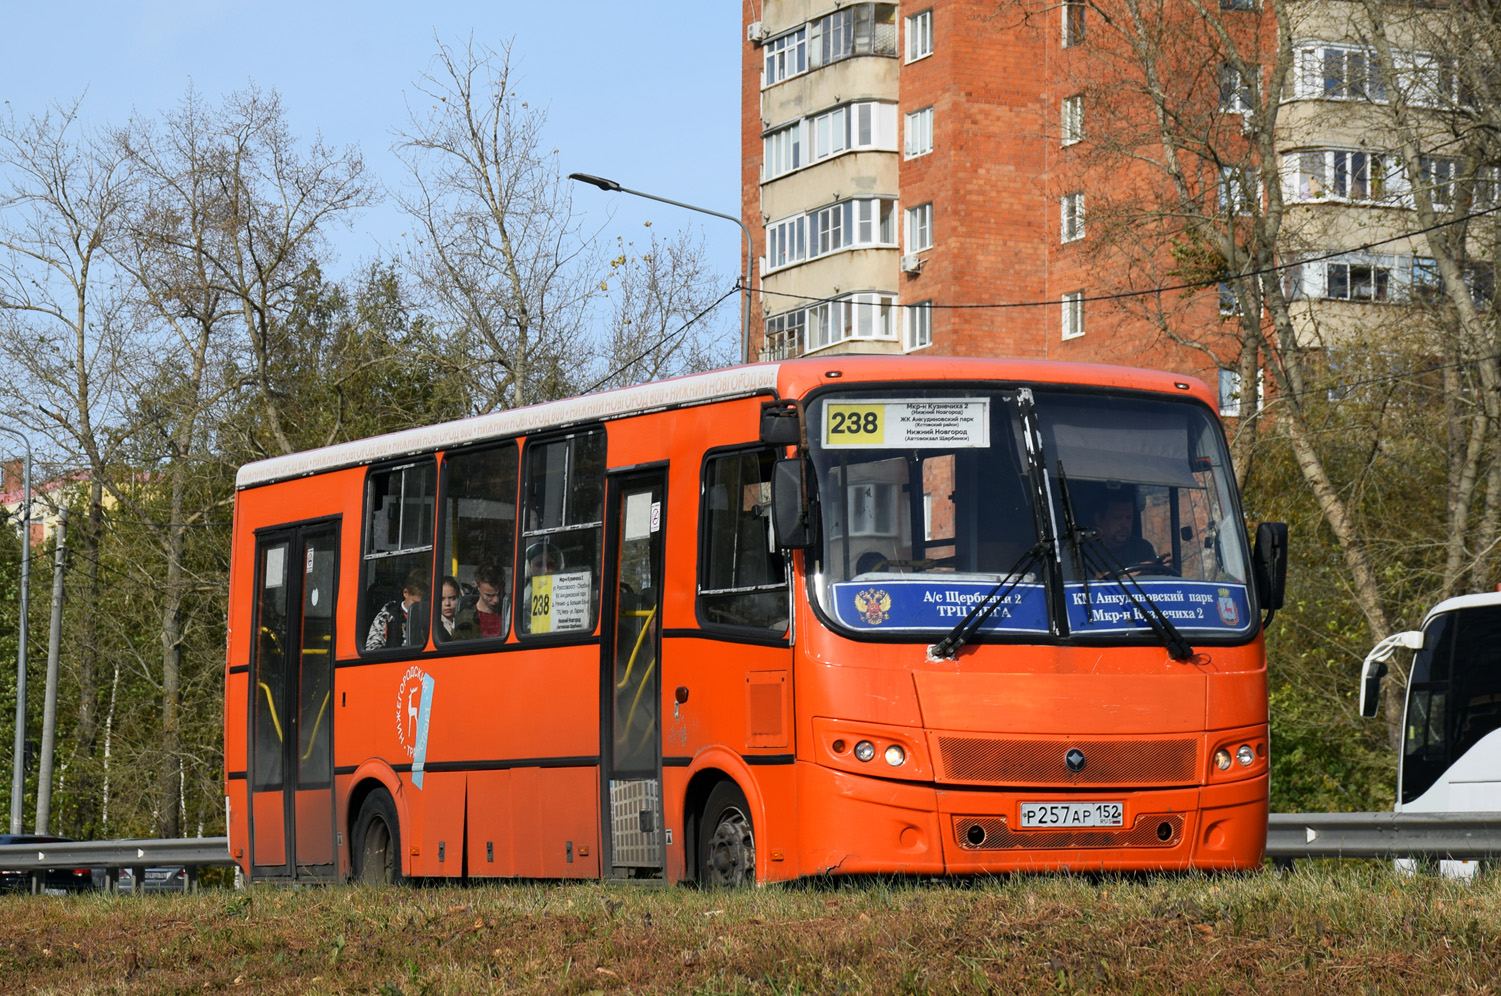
[1422,591,1501,627]
[235,356,1213,490]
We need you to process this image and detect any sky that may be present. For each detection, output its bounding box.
[1,1,745,295]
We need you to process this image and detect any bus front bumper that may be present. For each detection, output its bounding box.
[792,762,1267,876]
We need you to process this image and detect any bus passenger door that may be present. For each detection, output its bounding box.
[602,470,667,878]
[247,522,340,882]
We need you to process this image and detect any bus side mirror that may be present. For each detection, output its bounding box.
[1359,630,1423,718]
[771,458,814,549]
[1252,522,1288,612]
[760,400,802,446]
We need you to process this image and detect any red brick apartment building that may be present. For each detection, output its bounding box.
[743,0,1197,366]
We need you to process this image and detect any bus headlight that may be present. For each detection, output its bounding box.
[884,744,906,767]
[1214,749,1232,771]
[854,740,876,762]
[1236,744,1255,767]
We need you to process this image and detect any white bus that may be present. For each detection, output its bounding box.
[1361,592,1501,875]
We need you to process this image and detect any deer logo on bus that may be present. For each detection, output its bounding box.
[854,588,891,626]
[396,665,427,759]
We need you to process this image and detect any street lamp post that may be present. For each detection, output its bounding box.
[569,173,754,364]
[0,428,32,836]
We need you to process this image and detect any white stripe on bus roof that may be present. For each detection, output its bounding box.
[235,365,782,490]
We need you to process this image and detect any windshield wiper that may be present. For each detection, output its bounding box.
[929,542,1046,660]
[1054,464,1198,662]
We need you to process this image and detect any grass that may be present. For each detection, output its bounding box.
[1,865,1498,995]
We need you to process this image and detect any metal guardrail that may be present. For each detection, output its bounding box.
[1268,812,1501,864]
[0,836,234,894]
[1,815,1497,889]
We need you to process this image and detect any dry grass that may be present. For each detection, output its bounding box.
[1,865,1498,995]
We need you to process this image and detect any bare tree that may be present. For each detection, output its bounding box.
[394,36,601,411]
[0,99,138,834]
[591,227,739,393]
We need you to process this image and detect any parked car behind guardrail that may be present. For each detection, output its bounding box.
[0,835,95,893]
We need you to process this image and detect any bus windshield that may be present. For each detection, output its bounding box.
[805,386,1255,642]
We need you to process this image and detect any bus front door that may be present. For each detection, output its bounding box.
[247,522,340,882]
[603,471,667,878]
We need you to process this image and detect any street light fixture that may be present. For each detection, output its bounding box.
[569,172,754,364]
[0,428,32,836]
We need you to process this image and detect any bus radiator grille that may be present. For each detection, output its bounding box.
[935,737,1196,786]
[953,814,1185,850]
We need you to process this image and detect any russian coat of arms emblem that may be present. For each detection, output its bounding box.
[853,588,892,625]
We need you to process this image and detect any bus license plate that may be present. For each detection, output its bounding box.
[1019,802,1124,829]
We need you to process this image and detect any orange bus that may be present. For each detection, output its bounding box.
[223,356,1286,885]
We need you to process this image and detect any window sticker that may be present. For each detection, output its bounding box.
[528,571,592,634]
[1065,581,1252,634]
[823,399,990,448]
[264,546,286,589]
[624,491,652,541]
[828,579,1049,633]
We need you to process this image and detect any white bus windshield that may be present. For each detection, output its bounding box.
[804,387,1256,642]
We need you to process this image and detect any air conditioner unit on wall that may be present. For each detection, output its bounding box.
[747,21,768,43]
[901,253,924,274]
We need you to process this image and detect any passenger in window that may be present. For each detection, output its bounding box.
[526,541,563,576]
[435,576,462,641]
[365,570,431,651]
[454,562,508,640]
[855,551,890,575]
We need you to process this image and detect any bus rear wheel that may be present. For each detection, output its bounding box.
[352,789,404,886]
[699,781,755,888]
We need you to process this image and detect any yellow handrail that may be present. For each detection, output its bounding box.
[257,682,284,743]
[300,691,331,761]
[615,604,659,691]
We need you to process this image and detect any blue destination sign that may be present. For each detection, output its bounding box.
[830,579,1050,633]
[829,577,1254,636]
[1065,580,1253,635]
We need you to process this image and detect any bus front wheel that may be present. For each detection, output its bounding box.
[352,789,404,886]
[699,781,755,888]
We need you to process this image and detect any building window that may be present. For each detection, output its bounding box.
[1218,281,1242,316]
[1325,258,1393,301]
[806,293,898,351]
[1219,64,1255,113]
[905,107,933,158]
[907,202,934,252]
[765,215,806,271]
[766,101,897,180]
[1061,291,1085,339]
[1284,149,1394,204]
[1420,156,1457,207]
[1218,166,1252,214]
[763,121,803,180]
[906,300,933,350]
[1061,95,1083,146]
[765,197,896,273]
[1220,0,1256,8]
[1218,368,1263,417]
[1296,45,1386,102]
[1060,192,1085,242]
[763,28,807,88]
[1062,0,1085,47]
[809,4,898,69]
[762,310,806,360]
[906,9,933,62]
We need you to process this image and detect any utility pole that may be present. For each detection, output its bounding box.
[35,509,65,835]
[2,430,32,835]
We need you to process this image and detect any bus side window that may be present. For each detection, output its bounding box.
[437,442,519,643]
[699,449,789,632]
[517,428,607,637]
[359,461,436,654]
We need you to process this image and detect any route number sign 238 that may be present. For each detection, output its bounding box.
[824,404,886,445]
